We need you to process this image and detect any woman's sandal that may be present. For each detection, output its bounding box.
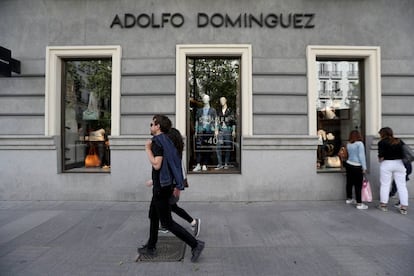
[377,204,388,212]
[400,208,408,215]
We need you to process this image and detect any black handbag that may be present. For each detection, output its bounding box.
[402,143,414,162]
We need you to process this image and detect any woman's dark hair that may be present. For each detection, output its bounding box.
[348,130,363,143]
[379,127,400,145]
[167,127,184,159]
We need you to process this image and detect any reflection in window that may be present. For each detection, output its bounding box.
[187,57,241,173]
[62,59,111,172]
[316,61,363,171]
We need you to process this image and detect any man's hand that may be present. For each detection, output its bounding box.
[173,188,181,198]
[145,139,152,150]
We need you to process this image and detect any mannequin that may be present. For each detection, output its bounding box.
[214,97,236,170]
[193,94,217,172]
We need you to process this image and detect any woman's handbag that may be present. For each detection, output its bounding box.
[325,156,342,168]
[338,146,348,161]
[361,177,373,202]
[85,145,101,167]
[402,143,414,162]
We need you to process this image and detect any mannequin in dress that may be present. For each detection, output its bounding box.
[193,94,217,172]
[214,97,236,169]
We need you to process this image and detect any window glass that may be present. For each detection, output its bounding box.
[187,57,241,173]
[62,59,111,172]
[316,61,363,171]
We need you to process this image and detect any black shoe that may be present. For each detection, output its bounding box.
[192,218,201,237]
[138,244,157,257]
[191,240,205,262]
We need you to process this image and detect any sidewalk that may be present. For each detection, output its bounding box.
[0,200,413,276]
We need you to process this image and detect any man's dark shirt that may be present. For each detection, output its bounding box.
[151,140,163,192]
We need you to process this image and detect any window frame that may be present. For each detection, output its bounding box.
[45,46,122,137]
[175,44,252,137]
[307,46,381,137]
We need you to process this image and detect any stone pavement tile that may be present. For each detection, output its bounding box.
[0,201,33,210]
[47,210,132,247]
[0,210,31,229]
[104,213,147,248]
[0,211,62,244]
[326,245,404,276]
[57,201,116,211]
[108,201,148,212]
[0,245,51,276]
[362,245,414,275]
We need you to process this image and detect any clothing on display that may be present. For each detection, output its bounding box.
[193,94,217,171]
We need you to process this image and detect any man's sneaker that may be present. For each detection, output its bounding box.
[192,218,201,237]
[394,203,401,209]
[346,199,356,204]
[215,165,224,170]
[193,164,201,172]
[202,165,208,171]
[356,203,368,210]
[191,240,205,262]
[138,244,157,257]
[400,208,408,215]
[377,205,388,212]
[159,226,169,234]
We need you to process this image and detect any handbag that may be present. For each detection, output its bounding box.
[361,177,372,202]
[402,143,414,162]
[338,146,348,161]
[82,109,99,120]
[85,145,101,167]
[325,156,341,168]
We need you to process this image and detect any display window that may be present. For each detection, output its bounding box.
[316,60,364,171]
[186,57,241,173]
[62,59,112,172]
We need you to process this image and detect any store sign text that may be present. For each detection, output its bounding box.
[110,12,315,29]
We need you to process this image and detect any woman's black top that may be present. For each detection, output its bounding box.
[378,138,403,160]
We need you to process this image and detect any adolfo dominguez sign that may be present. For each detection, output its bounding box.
[110,12,315,29]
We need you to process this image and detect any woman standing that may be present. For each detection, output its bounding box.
[377,127,409,215]
[344,130,368,209]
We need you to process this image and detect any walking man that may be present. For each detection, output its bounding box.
[138,115,205,262]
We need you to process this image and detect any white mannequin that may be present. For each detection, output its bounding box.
[195,94,212,136]
[193,94,217,172]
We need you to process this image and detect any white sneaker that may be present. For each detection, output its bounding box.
[356,203,368,210]
[346,199,356,204]
[215,165,224,170]
[192,164,201,172]
[192,218,201,237]
[202,165,207,171]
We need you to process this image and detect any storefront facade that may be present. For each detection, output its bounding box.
[1,0,413,201]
